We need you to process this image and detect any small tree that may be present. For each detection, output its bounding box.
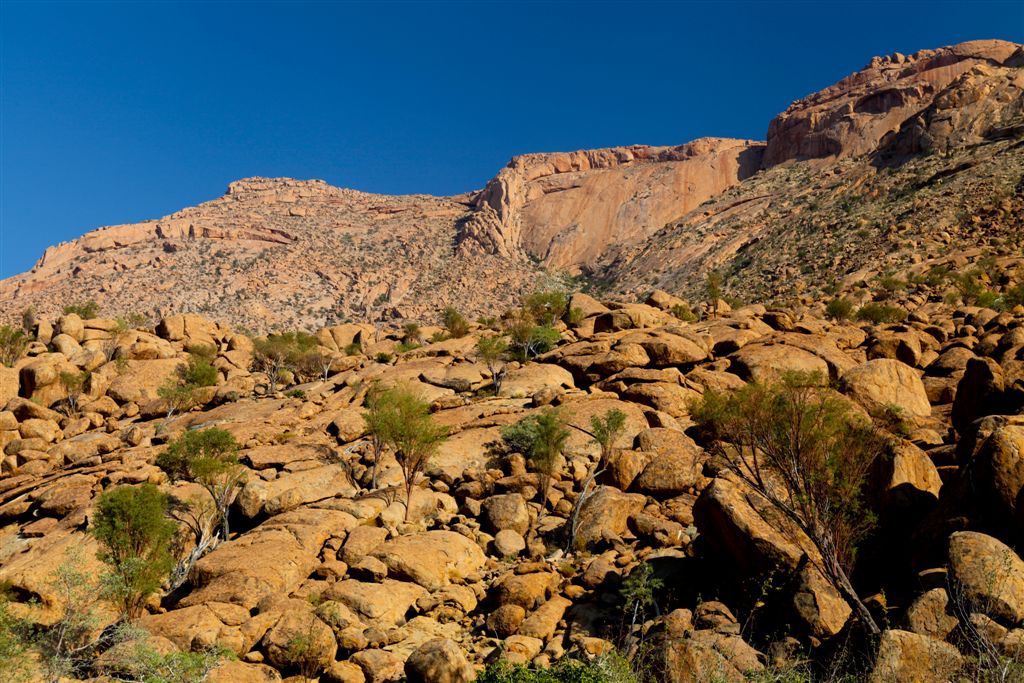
[157,380,197,419]
[0,591,31,683]
[362,384,403,489]
[502,409,570,508]
[59,370,89,417]
[91,484,176,620]
[167,494,219,589]
[252,331,318,390]
[476,335,509,395]
[590,408,627,470]
[705,271,723,318]
[524,289,569,327]
[689,370,889,635]
[506,311,561,361]
[377,388,447,521]
[0,326,29,367]
[442,307,470,338]
[825,298,854,321]
[158,429,245,542]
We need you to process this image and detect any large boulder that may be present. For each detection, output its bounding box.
[869,629,963,683]
[948,531,1024,625]
[970,425,1024,530]
[729,343,829,383]
[326,579,427,628]
[952,357,1006,435]
[572,486,646,549]
[262,609,337,671]
[404,638,474,683]
[482,493,530,535]
[370,531,486,591]
[840,359,931,421]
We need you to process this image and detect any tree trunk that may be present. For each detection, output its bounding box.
[833,563,881,635]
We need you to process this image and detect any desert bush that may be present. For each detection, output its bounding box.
[1005,283,1024,308]
[824,298,854,321]
[855,302,907,324]
[524,289,569,327]
[501,408,570,508]
[375,352,394,364]
[63,300,100,319]
[180,355,219,388]
[343,342,363,356]
[442,307,470,338]
[157,380,198,419]
[380,387,447,521]
[690,370,890,634]
[363,384,401,489]
[252,331,318,389]
[92,484,176,620]
[158,429,245,542]
[506,311,561,361]
[402,322,421,344]
[590,408,626,470]
[705,271,723,318]
[58,370,90,417]
[0,325,30,367]
[476,335,509,395]
[670,303,696,322]
[475,654,640,683]
[0,591,31,683]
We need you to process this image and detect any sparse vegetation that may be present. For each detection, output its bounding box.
[252,331,319,390]
[501,408,570,508]
[690,370,890,634]
[855,302,907,324]
[825,297,854,321]
[476,335,509,395]
[590,408,626,470]
[442,306,471,338]
[91,484,176,619]
[63,301,100,319]
[157,428,245,542]
[0,325,30,367]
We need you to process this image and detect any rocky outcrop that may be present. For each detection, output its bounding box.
[763,40,1023,166]
[459,138,764,271]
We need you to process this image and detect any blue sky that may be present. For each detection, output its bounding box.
[1,1,1021,278]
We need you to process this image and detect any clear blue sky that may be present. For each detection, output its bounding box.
[1,1,1021,278]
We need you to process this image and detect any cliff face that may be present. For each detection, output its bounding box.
[763,39,1023,166]
[1,40,1020,331]
[458,138,765,271]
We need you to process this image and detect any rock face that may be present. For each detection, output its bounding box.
[458,138,764,271]
[764,40,1023,165]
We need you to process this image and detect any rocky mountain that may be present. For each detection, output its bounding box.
[3,39,1020,332]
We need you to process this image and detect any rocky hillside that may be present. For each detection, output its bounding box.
[2,40,1020,332]
[1,281,1024,681]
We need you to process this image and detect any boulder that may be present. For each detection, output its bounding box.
[729,343,829,383]
[841,359,931,421]
[970,425,1024,528]
[482,493,530,535]
[904,588,959,640]
[404,638,475,683]
[952,357,1005,435]
[573,486,646,548]
[948,531,1024,625]
[370,531,486,591]
[326,579,427,628]
[869,629,963,683]
[262,609,336,671]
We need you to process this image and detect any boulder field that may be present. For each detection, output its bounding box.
[1,288,1024,681]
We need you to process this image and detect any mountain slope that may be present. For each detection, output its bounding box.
[1,39,1021,330]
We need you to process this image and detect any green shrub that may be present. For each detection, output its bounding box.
[501,408,570,507]
[375,352,394,364]
[363,386,447,520]
[286,389,306,399]
[180,356,219,387]
[825,298,854,321]
[690,371,890,634]
[158,429,245,541]
[442,307,470,338]
[92,484,176,619]
[0,326,29,367]
[669,304,696,322]
[591,408,626,469]
[475,655,639,683]
[476,336,509,395]
[396,341,421,353]
[855,302,907,324]
[344,342,363,356]
[63,301,100,319]
[1005,283,1024,308]
[252,331,319,389]
[524,289,569,327]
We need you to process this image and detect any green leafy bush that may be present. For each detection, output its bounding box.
[158,429,245,541]
[0,326,29,367]
[669,303,696,322]
[824,298,854,321]
[92,484,176,619]
[442,307,470,338]
[252,331,319,389]
[63,301,100,319]
[690,371,890,634]
[524,289,569,327]
[375,352,394,364]
[501,408,570,507]
[475,655,639,683]
[855,302,907,324]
